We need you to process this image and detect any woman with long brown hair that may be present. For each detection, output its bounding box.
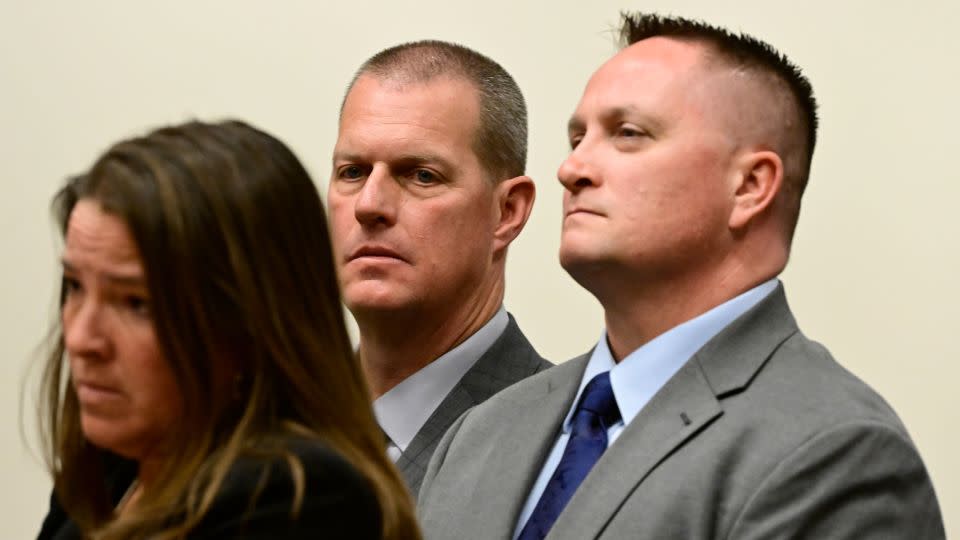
[35,120,420,539]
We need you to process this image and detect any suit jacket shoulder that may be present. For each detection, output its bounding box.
[398,313,551,494]
[418,286,945,539]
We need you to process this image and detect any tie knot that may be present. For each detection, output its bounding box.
[575,371,621,426]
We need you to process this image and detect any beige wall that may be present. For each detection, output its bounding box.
[2,0,956,536]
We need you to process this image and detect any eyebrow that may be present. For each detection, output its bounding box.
[567,116,586,135]
[333,151,457,173]
[331,151,365,164]
[395,153,457,172]
[569,106,664,135]
[61,259,147,287]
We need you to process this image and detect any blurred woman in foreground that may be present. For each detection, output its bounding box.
[35,120,420,539]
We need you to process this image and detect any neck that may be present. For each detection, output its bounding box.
[590,254,778,361]
[118,454,162,514]
[136,455,164,493]
[356,279,505,398]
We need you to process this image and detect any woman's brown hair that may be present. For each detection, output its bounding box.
[39,120,420,539]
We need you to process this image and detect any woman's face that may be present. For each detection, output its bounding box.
[61,199,182,462]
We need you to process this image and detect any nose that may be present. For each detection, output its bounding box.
[354,165,399,228]
[63,299,110,362]
[557,145,599,194]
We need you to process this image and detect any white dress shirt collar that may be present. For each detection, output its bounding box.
[563,279,780,433]
[373,307,509,454]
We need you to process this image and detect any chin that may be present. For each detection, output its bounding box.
[81,418,136,456]
[559,242,602,270]
[344,287,414,314]
[561,244,622,281]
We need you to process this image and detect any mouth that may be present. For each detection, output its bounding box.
[347,245,407,263]
[73,379,123,402]
[564,207,605,219]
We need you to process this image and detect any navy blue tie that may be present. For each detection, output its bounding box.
[518,371,621,540]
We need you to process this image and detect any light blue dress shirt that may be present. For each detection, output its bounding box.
[513,279,779,537]
[374,307,508,461]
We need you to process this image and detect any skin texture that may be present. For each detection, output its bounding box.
[61,199,181,487]
[558,37,786,359]
[329,74,534,395]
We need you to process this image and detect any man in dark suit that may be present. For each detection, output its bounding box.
[418,13,944,539]
[328,40,551,494]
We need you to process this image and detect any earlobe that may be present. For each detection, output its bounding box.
[493,175,536,253]
[729,151,783,230]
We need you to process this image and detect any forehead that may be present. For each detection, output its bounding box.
[336,74,481,158]
[574,37,713,120]
[64,200,141,266]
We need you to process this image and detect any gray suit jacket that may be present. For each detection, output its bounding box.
[418,286,944,539]
[397,314,551,494]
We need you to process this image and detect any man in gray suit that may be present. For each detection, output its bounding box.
[327,40,551,494]
[418,13,944,538]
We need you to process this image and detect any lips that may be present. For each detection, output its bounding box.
[347,245,407,262]
[564,206,605,218]
[73,379,123,404]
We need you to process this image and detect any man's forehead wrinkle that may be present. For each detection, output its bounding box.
[334,127,462,174]
[340,120,463,150]
[339,111,470,147]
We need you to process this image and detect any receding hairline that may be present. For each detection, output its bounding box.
[341,40,485,116]
[342,69,482,111]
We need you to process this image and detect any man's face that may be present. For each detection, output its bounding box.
[559,38,738,286]
[329,74,498,317]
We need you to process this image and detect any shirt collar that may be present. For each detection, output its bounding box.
[563,279,779,432]
[373,307,509,452]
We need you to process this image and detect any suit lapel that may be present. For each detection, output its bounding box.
[547,285,799,539]
[466,355,589,536]
[399,315,547,492]
[398,379,481,492]
[694,285,798,397]
[547,358,722,540]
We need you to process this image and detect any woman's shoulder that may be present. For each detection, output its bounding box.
[190,435,382,539]
[225,435,371,491]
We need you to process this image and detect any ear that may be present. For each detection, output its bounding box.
[729,150,783,230]
[492,175,536,255]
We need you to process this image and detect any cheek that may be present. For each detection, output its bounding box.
[418,205,494,271]
[326,203,353,244]
[414,196,488,241]
[125,335,182,427]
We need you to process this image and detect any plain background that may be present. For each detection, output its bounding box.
[2,0,957,537]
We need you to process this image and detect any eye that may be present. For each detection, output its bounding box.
[618,126,645,138]
[412,168,441,185]
[124,295,151,316]
[63,275,82,295]
[337,165,366,181]
[569,135,583,150]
